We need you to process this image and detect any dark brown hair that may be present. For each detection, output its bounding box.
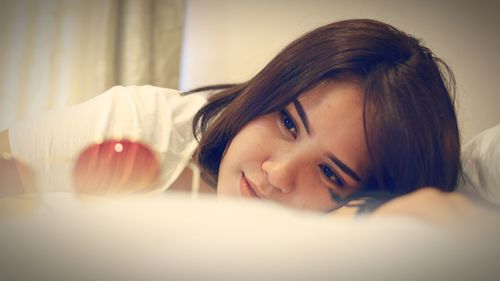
[187,19,460,198]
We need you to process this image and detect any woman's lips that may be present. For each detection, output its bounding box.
[240,173,261,199]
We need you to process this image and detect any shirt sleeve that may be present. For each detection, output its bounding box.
[9,85,207,193]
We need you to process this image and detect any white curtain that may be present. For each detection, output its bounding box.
[0,0,184,130]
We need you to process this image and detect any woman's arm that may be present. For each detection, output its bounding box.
[0,129,9,155]
[370,187,498,227]
[3,86,207,195]
[328,187,498,228]
[0,129,35,196]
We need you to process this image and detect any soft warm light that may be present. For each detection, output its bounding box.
[114,143,124,153]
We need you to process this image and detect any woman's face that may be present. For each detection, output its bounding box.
[217,80,371,212]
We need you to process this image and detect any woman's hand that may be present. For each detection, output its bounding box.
[328,187,498,228]
[371,187,496,227]
[1,129,36,196]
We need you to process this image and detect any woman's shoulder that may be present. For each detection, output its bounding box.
[92,85,208,120]
[102,85,208,102]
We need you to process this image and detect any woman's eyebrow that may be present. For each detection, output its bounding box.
[329,154,362,182]
[292,100,310,134]
[292,99,362,183]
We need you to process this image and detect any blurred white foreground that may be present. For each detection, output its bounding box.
[0,192,499,281]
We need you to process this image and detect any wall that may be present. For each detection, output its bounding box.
[180,0,500,144]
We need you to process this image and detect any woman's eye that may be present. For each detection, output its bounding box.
[319,163,344,187]
[279,110,298,138]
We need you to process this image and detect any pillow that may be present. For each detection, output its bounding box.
[457,124,500,206]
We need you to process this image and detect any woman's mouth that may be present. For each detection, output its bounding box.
[240,173,261,199]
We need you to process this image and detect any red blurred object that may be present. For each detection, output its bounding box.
[73,140,160,195]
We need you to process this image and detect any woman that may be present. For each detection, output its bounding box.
[188,19,460,213]
[1,19,481,221]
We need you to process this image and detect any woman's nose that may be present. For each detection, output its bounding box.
[261,156,299,194]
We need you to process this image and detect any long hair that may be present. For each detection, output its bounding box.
[188,19,460,197]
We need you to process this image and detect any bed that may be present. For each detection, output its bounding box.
[0,191,499,281]
[1,87,499,281]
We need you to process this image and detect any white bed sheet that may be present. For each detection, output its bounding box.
[1,192,499,281]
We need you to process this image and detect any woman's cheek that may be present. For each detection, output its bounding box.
[227,115,281,166]
[243,117,278,142]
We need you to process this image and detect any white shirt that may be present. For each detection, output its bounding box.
[9,85,207,193]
